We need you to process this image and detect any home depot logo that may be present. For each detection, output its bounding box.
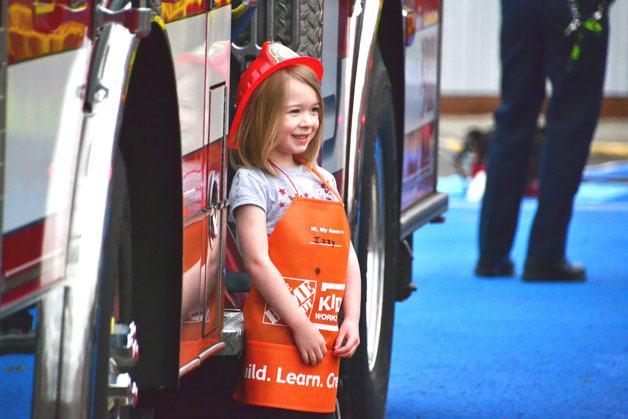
[263,278,317,326]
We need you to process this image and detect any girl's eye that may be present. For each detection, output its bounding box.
[288,109,300,114]
[311,107,320,113]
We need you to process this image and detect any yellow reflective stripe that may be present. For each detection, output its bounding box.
[152,15,166,30]
[232,2,248,19]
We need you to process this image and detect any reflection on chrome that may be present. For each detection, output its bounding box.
[59,24,137,419]
[343,0,380,228]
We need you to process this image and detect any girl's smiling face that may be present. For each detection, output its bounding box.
[268,77,321,167]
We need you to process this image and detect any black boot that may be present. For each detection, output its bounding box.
[522,258,586,282]
[475,257,515,277]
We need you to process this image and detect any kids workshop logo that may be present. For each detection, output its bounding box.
[263,278,317,326]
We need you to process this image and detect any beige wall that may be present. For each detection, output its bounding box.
[441,0,628,96]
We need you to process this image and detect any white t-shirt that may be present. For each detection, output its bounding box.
[229,164,339,235]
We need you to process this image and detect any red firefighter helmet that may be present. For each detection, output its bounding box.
[227,41,324,148]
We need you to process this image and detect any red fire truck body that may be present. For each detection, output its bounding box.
[0,1,446,418]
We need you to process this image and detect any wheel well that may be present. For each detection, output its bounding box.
[118,23,183,390]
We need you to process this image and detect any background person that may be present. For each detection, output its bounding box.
[476,0,611,281]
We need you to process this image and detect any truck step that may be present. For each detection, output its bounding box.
[220,310,244,356]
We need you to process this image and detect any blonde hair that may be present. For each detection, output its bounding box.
[232,65,324,175]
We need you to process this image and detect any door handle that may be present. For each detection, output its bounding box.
[207,172,220,239]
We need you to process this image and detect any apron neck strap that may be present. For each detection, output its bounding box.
[267,157,343,202]
[268,159,300,196]
[293,156,343,202]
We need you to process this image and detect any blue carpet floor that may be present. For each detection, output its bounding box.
[386,176,628,418]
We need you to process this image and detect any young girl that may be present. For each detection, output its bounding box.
[228,42,361,418]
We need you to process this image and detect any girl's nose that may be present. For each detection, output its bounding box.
[299,113,316,127]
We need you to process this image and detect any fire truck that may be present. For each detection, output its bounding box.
[0,0,446,417]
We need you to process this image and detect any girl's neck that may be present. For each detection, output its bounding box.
[268,152,299,169]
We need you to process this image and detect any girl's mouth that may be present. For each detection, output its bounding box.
[293,134,310,143]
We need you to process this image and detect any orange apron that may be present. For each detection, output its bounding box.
[234,159,350,413]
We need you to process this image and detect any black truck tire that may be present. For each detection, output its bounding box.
[339,47,399,419]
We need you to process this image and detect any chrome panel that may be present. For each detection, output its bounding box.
[209,84,226,143]
[321,56,346,175]
[320,0,339,107]
[203,5,229,340]
[0,0,6,273]
[202,170,224,338]
[32,287,66,419]
[59,24,138,419]
[206,6,231,87]
[400,6,441,211]
[205,6,230,155]
[182,150,206,218]
[170,6,230,156]
[404,23,438,134]
[4,49,89,234]
[320,0,340,171]
[342,0,382,232]
[332,6,359,195]
[179,6,230,362]
[168,14,208,156]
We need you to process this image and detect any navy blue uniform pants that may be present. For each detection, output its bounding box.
[479,0,609,263]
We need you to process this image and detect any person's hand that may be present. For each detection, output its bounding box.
[333,317,360,358]
[292,320,327,366]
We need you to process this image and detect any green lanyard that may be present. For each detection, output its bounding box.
[565,0,607,62]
